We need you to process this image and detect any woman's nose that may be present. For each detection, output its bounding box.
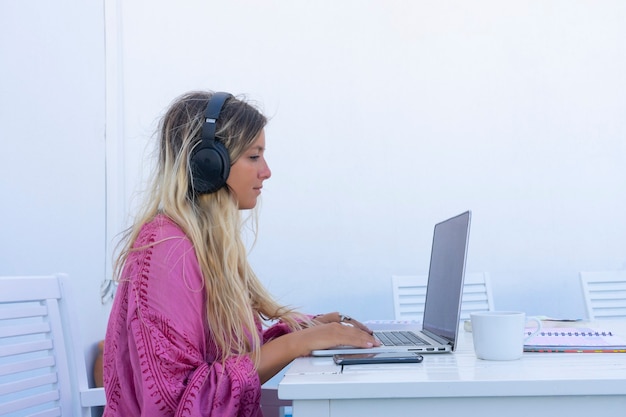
[260,159,271,180]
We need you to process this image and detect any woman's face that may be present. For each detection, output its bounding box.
[226,129,271,209]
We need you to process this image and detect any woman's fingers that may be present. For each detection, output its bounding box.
[305,322,381,352]
[342,317,374,335]
[313,312,374,335]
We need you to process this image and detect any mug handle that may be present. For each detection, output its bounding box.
[524,316,542,342]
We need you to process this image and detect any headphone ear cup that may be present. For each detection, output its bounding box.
[190,140,230,194]
[189,92,233,195]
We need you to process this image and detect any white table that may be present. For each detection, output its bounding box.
[278,321,626,417]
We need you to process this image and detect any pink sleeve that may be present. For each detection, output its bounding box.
[176,359,261,417]
[262,322,293,343]
[104,218,262,417]
[262,313,320,343]
[126,309,262,417]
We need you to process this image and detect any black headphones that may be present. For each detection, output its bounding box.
[189,92,233,194]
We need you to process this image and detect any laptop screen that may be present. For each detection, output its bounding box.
[422,211,471,344]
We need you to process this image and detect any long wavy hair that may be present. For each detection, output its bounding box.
[114,91,304,365]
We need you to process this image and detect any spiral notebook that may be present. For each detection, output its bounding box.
[524,327,626,353]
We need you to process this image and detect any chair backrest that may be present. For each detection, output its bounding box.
[0,274,104,417]
[580,271,626,320]
[392,272,494,321]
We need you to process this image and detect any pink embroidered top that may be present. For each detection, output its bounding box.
[103,215,292,417]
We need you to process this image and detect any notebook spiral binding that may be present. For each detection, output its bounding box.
[526,330,614,337]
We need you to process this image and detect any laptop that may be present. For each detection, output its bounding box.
[311,210,471,356]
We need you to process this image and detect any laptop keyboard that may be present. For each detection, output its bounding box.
[375,331,430,346]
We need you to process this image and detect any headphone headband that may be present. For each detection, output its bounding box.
[201,92,231,144]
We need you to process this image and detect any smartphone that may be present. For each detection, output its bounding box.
[333,352,424,365]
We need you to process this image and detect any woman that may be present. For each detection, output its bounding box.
[103,91,379,416]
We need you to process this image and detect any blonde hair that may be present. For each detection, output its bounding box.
[114,91,304,366]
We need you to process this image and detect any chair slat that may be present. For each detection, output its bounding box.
[0,373,58,396]
[0,356,56,376]
[0,390,60,415]
[29,408,63,417]
[0,277,61,302]
[0,339,53,357]
[0,304,48,320]
[0,322,51,338]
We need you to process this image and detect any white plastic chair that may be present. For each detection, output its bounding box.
[580,270,626,320]
[392,272,494,322]
[0,274,105,416]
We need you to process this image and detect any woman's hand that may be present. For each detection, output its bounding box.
[295,321,381,355]
[312,311,374,334]
[257,314,380,383]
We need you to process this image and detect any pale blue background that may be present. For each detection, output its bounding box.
[2,1,625,371]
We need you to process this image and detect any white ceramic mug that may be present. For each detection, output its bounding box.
[470,311,542,361]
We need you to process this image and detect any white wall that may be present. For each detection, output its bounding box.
[0,0,107,373]
[2,1,625,372]
[116,1,626,320]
